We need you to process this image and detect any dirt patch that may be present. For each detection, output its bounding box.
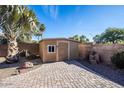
[0,57,42,80]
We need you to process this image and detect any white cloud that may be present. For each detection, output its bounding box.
[41,5,58,19]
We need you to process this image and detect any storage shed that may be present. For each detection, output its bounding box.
[39,38,80,63]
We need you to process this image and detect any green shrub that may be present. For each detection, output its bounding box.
[111,51,124,69]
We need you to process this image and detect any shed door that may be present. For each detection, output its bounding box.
[58,42,68,61]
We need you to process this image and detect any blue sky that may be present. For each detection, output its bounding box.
[28,5,124,41]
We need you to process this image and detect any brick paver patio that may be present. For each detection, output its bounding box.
[0,60,123,88]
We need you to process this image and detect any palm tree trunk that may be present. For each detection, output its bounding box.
[6,37,19,63]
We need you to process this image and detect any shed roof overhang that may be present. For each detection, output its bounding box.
[39,38,81,43]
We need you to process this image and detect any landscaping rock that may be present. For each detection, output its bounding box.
[20,61,34,69]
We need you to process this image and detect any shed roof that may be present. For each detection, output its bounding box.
[39,38,81,43]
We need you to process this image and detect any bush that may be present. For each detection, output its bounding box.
[111,51,124,69]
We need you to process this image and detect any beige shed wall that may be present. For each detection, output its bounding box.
[39,39,80,63]
[70,41,79,59]
[58,40,69,61]
[40,40,57,62]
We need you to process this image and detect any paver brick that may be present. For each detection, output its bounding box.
[0,61,123,88]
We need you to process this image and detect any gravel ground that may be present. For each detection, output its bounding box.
[78,60,124,86]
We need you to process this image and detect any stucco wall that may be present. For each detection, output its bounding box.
[92,44,124,65]
[78,44,92,60]
[0,43,39,57]
[18,43,39,55]
[39,42,43,61]
[0,45,7,57]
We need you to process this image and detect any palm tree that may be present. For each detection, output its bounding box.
[35,33,42,41]
[0,5,44,63]
[34,24,45,41]
[0,32,7,44]
[18,32,32,43]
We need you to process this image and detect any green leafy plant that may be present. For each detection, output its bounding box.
[111,51,124,69]
[69,34,89,43]
[93,27,124,44]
